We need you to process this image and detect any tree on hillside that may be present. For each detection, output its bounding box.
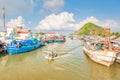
[39,32,45,35]
[111,32,120,36]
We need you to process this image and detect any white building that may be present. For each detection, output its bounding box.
[0,31,6,37]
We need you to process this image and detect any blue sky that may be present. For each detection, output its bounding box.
[0,0,120,33]
[64,0,120,22]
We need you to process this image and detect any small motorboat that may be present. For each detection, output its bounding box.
[45,51,58,60]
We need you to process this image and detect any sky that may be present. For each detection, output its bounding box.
[0,0,120,34]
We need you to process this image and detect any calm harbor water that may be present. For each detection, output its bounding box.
[0,39,120,80]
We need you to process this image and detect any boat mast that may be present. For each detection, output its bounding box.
[2,7,6,31]
[104,28,112,50]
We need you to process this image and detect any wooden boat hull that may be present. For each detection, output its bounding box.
[116,52,120,63]
[6,42,44,55]
[83,47,116,67]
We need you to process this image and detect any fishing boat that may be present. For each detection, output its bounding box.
[46,36,54,43]
[116,52,120,63]
[5,38,44,55]
[54,35,66,42]
[83,28,116,67]
[83,46,116,67]
[111,37,120,63]
[46,40,54,43]
[113,42,120,63]
[54,39,65,42]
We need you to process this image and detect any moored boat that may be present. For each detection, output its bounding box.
[46,40,54,43]
[116,52,120,63]
[83,46,116,67]
[54,39,65,42]
[111,40,120,63]
[54,35,66,42]
[83,28,117,67]
[5,38,44,55]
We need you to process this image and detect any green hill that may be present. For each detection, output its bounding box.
[75,22,104,36]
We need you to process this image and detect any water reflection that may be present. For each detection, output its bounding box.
[84,53,120,80]
[0,55,8,67]
[47,59,55,64]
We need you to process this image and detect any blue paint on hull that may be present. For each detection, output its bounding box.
[54,39,65,42]
[6,42,44,55]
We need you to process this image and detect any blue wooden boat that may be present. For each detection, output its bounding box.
[54,39,65,42]
[5,40,44,55]
[47,40,54,43]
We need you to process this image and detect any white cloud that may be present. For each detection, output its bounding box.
[43,0,64,12]
[7,16,25,28]
[101,20,118,28]
[101,20,120,32]
[76,16,120,32]
[0,0,36,16]
[75,16,99,30]
[35,13,120,32]
[35,12,75,30]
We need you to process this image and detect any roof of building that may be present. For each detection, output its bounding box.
[46,32,55,34]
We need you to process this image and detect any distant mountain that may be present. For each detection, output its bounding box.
[75,22,104,36]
